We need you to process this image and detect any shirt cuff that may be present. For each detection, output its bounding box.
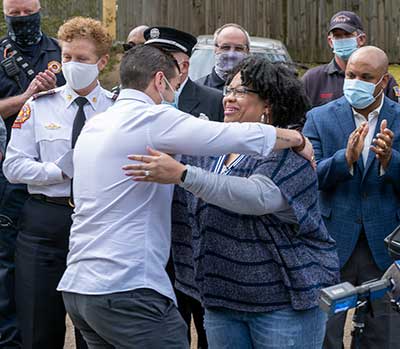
[44,162,65,183]
[261,124,276,157]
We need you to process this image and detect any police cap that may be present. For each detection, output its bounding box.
[144,26,197,56]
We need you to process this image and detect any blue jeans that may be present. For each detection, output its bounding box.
[204,306,327,349]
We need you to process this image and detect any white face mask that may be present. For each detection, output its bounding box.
[62,61,99,90]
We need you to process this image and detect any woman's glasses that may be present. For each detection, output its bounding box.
[223,86,259,98]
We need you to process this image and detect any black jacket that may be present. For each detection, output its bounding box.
[195,67,225,91]
[178,78,224,122]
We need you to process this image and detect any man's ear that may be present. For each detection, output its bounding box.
[357,33,367,47]
[97,54,109,72]
[154,71,165,90]
[327,35,334,49]
[381,73,390,90]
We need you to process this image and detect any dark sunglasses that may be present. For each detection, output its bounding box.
[123,42,136,52]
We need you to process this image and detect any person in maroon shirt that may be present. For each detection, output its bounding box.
[302,11,399,108]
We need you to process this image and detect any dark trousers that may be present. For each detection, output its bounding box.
[63,288,189,349]
[166,256,208,349]
[15,196,87,349]
[0,174,28,348]
[176,290,208,349]
[323,233,400,349]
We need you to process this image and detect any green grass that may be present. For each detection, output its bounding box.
[389,65,400,83]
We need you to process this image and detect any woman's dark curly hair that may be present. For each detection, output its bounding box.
[226,56,311,129]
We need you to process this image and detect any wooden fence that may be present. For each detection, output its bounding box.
[116,0,400,63]
[0,0,399,63]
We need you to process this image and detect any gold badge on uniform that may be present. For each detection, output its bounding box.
[45,122,61,130]
[12,104,31,129]
[48,60,62,74]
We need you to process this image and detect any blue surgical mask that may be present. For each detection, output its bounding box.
[332,37,358,61]
[159,76,178,108]
[343,75,385,109]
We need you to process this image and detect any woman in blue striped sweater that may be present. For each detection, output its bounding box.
[125,57,340,349]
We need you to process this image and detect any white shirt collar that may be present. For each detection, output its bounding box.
[63,82,102,111]
[117,88,156,105]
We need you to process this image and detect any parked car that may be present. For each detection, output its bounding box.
[189,35,294,81]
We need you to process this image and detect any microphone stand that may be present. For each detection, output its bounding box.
[351,298,371,349]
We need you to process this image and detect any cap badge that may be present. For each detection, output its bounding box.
[150,28,160,39]
[333,15,351,23]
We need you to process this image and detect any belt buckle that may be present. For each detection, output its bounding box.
[68,198,75,208]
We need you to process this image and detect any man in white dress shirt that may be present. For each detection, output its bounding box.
[3,17,115,349]
[58,44,313,349]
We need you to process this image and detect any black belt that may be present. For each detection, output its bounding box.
[31,194,73,207]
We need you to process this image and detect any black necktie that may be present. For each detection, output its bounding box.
[70,97,88,206]
[71,97,88,148]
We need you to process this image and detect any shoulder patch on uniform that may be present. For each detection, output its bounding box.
[12,104,31,129]
[393,86,400,97]
[32,89,57,100]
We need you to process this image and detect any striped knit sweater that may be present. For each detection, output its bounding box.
[171,149,340,312]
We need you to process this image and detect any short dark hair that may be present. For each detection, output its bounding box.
[226,56,310,128]
[120,44,179,90]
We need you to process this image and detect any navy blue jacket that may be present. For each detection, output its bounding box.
[0,35,65,140]
[303,96,400,270]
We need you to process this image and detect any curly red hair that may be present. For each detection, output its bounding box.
[57,17,112,57]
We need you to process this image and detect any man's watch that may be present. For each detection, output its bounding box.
[180,168,188,183]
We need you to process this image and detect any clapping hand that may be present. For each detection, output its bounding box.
[371,119,393,170]
[345,122,369,168]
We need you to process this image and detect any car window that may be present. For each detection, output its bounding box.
[189,48,215,81]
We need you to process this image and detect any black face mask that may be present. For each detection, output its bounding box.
[5,12,42,46]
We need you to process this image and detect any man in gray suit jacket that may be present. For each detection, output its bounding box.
[144,26,224,123]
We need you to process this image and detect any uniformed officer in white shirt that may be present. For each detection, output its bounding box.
[57,44,313,349]
[2,17,115,349]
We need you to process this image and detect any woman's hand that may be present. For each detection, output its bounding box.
[123,146,186,184]
[298,137,316,169]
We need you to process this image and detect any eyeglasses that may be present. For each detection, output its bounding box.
[215,43,248,52]
[123,42,136,52]
[223,86,259,98]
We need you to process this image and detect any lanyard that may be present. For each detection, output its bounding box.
[212,154,247,176]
